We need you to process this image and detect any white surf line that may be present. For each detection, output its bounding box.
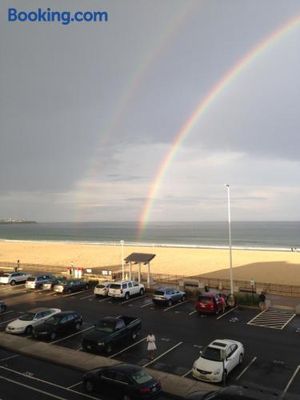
[247,310,266,325]
[163,300,188,312]
[0,354,19,362]
[51,325,94,344]
[121,295,147,305]
[188,310,197,316]
[235,356,257,380]
[109,337,147,358]
[140,301,153,308]
[216,305,238,320]
[280,313,296,330]
[281,365,300,398]
[0,374,68,400]
[0,366,101,400]
[142,341,183,367]
[182,368,192,377]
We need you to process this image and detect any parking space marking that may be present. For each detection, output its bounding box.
[120,295,147,305]
[62,291,91,298]
[163,300,189,312]
[142,341,183,367]
[182,368,192,377]
[188,310,197,316]
[0,354,19,362]
[51,326,94,344]
[282,365,300,398]
[216,305,238,320]
[247,308,296,330]
[79,294,94,300]
[235,356,257,380]
[0,374,67,400]
[140,301,153,308]
[97,297,110,303]
[67,381,82,389]
[109,337,147,358]
[0,366,101,400]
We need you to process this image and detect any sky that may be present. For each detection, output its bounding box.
[1,0,300,224]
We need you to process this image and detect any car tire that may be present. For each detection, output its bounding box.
[239,353,244,364]
[75,322,81,331]
[25,326,33,335]
[139,288,144,296]
[10,280,16,286]
[50,332,56,341]
[84,380,95,393]
[125,292,130,300]
[168,299,173,307]
[222,370,227,384]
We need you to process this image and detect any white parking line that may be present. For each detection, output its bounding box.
[67,381,82,389]
[281,365,300,398]
[280,313,296,330]
[188,310,197,316]
[51,325,94,344]
[79,294,94,300]
[142,341,183,367]
[98,297,110,303]
[163,300,188,312]
[140,301,153,308]
[121,295,147,305]
[216,305,238,320]
[109,337,147,358]
[0,366,101,400]
[235,356,257,380]
[0,354,19,362]
[182,368,192,377]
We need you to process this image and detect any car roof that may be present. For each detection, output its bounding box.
[209,339,239,349]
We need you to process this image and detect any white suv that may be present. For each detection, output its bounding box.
[0,272,31,285]
[108,280,145,300]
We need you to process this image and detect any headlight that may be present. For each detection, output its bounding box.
[97,342,104,346]
[213,369,221,375]
[193,362,197,369]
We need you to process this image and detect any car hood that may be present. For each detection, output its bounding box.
[7,318,31,329]
[194,356,222,373]
[82,329,110,342]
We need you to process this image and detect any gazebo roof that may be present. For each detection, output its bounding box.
[124,252,156,264]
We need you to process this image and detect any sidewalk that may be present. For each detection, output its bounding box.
[267,293,300,310]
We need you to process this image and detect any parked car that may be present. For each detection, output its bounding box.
[82,363,161,398]
[82,315,142,354]
[42,276,67,290]
[0,271,31,285]
[186,385,290,400]
[32,311,83,341]
[53,279,89,294]
[152,287,186,307]
[108,280,145,300]
[192,339,244,383]
[94,281,112,297]
[5,307,61,335]
[0,300,7,313]
[25,274,54,290]
[195,292,227,315]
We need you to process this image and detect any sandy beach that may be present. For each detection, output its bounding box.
[1,240,300,286]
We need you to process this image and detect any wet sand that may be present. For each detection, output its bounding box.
[1,240,300,285]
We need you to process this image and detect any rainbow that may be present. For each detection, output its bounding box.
[138,14,300,237]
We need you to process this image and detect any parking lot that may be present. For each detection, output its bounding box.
[1,282,300,398]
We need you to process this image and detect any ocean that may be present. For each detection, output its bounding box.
[0,221,299,250]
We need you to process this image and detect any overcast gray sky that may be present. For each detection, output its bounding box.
[1,0,300,222]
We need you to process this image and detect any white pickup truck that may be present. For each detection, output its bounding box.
[108,280,145,300]
[0,272,31,285]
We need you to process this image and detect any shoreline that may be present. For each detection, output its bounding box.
[1,240,300,286]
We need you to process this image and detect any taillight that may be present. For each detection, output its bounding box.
[139,387,151,393]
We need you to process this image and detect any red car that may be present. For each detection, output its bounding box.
[195,292,227,315]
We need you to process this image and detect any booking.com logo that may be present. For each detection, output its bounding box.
[8,8,108,25]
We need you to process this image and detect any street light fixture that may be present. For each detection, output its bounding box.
[120,240,125,280]
[225,184,234,296]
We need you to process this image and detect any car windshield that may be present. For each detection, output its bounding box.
[201,346,223,362]
[19,312,35,321]
[96,284,106,288]
[154,290,165,295]
[3,273,10,277]
[26,277,36,282]
[131,370,152,384]
[95,320,114,333]
[198,296,213,303]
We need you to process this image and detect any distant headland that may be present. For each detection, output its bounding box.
[0,219,37,224]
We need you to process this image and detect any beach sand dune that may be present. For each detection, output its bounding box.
[1,241,300,286]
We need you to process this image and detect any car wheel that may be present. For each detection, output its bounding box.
[10,280,16,286]
[25,326,33,335]
[84,380,95,393]
[125,292,130,300]
[222,370,227,384]
[67,289,72,294]
[105,343,112,354]
[75,322,81,331]
[167,299,173,307]
[139,288,144,296]
[50,332,56,341]
[239,353,244,364]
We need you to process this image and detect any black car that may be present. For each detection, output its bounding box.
[32,311,83,341]
[83,363,161,399]
[53,279,89,294]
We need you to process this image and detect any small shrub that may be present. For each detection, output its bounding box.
[235,292,259,306]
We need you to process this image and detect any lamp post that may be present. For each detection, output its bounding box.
[225,184,234,296]
[120,240,125,280]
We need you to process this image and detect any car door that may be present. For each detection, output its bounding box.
[225,344,238,373]
[99,370,118,395]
